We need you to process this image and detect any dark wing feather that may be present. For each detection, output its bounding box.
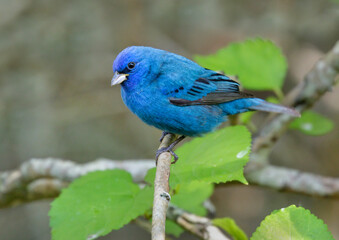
[169,72,254,106]
[170,91,253,106]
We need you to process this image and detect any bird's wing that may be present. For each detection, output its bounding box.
[168,71,254,106]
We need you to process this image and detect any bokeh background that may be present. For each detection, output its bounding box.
[1,0,339,239]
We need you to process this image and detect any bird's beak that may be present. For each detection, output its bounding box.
[111,72,128,86]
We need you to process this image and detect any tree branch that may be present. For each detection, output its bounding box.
[244,41,339,196]
[2,157,339,210]
[245,162,339,197]
[252,41,339,155]
[167,204,231,240]
[0,158,154,208]
[152,134,176,240]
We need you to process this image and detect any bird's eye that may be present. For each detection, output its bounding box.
[127,62,136,70]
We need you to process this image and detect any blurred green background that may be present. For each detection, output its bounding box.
[0,0,338,239]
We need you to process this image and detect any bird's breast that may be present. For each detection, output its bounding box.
[121,87,164,119]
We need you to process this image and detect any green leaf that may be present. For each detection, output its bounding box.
[166,220,184,237]
[213,217,248,240]
[145,126,251,186]
[239,111,255,124]
[290,110,334,135]
[172,182,214,215]
[266,96,280,104]
[171,126,251,185]
[49,170,153,240]
[251,205,334,240]
[166,182,214,237]
[194,38,287,91]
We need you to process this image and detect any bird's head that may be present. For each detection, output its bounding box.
[111,46,164,91]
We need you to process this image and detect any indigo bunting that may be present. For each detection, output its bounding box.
[111,46,299,161]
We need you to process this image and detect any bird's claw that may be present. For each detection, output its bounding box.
[159,131,170,142]
[155,135,185,165]
[156,147,179,165]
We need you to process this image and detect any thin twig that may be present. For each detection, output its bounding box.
[152,134,176,240]
[135,204,230,240]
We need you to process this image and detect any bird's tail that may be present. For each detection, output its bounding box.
[249,100,300,117]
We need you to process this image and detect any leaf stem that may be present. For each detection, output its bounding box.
[273,88,284,101]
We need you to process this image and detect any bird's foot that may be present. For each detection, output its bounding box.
[159,131,170,142]
[155,135,186,165]
[156,147,179,164]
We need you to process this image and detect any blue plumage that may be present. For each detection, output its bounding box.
[112,46,298,139]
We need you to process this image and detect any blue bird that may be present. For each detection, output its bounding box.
[111,46,299,162]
